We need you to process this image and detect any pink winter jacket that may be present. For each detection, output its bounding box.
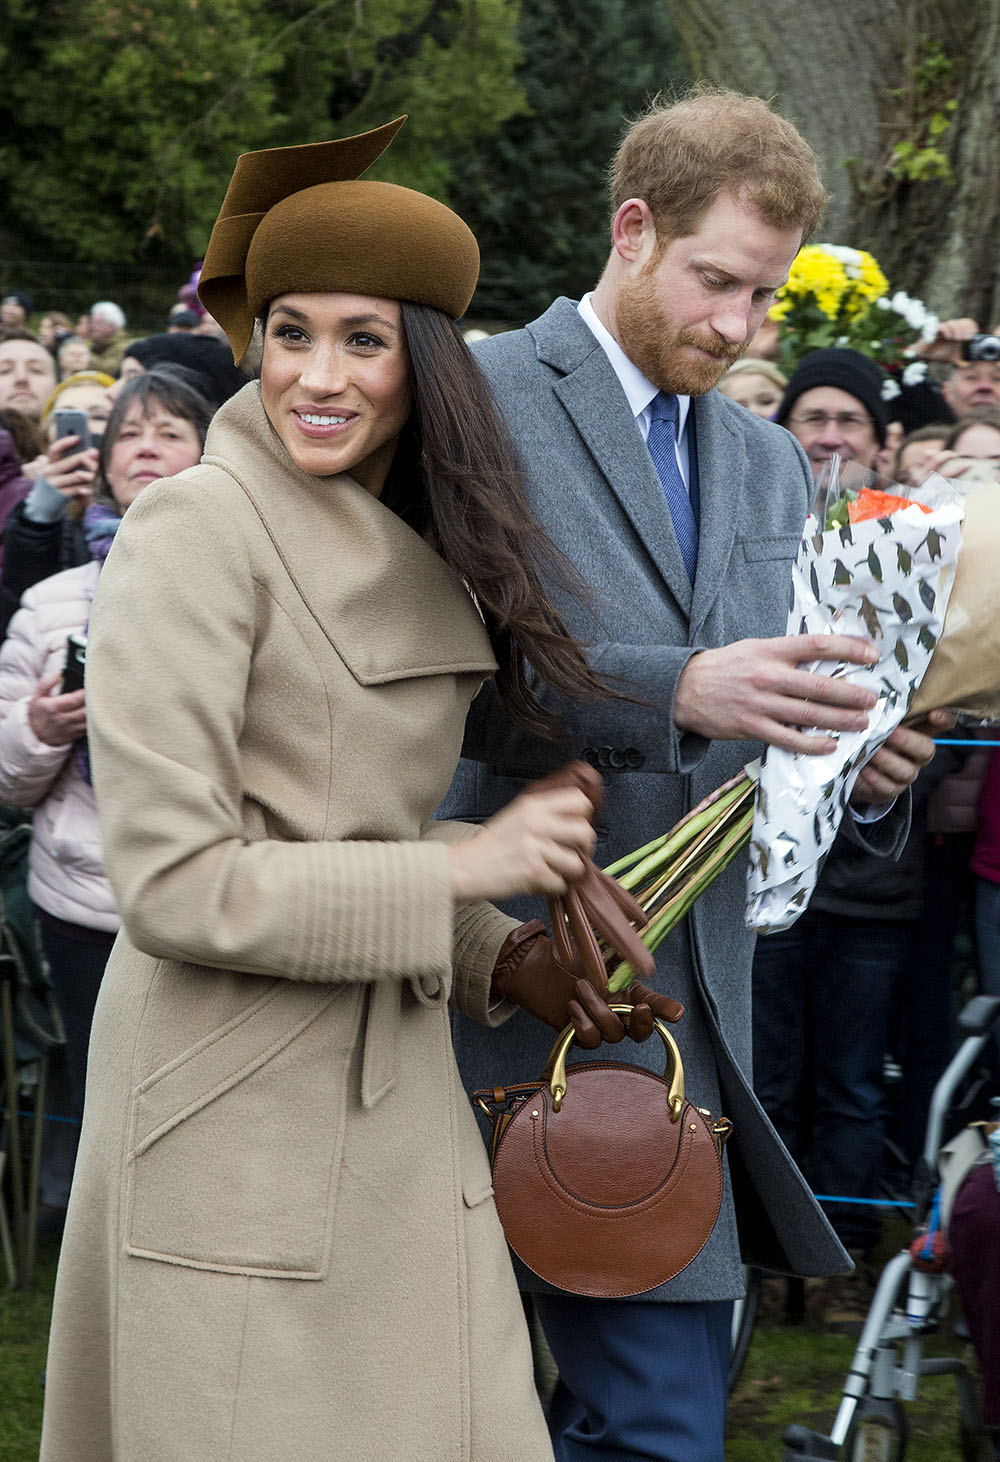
[0,561,119,931]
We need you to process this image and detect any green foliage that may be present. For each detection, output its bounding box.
[445,0,686,323]
[886,39,959,184]
[0,0,523,271]
[0,0,279,264]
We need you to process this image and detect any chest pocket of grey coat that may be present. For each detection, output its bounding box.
[739,533,801,564]
[125,977,359,1278]
[737,534,802,628]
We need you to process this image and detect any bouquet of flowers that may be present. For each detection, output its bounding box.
[768,243,938,374]
[598,464,1000,978]
[744,464,963,931]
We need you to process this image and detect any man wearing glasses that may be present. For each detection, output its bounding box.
[774,347,887,476]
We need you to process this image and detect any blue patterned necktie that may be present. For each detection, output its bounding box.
[647,391,698,582]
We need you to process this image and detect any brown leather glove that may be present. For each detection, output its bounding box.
[492,920,684,1050]
[518,761,656,983]
[492,760,679,1046]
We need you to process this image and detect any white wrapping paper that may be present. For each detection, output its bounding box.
[745,496,964,933]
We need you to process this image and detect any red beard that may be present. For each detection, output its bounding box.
[614,270,746,397]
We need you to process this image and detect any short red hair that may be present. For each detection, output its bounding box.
[609,86,829,244]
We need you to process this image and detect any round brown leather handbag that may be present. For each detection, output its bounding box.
[473,1008,732,1299]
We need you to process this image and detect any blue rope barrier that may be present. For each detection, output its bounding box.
[814,1194,915,1209]
[932,738,1000,747]
[1,1107,80,1127]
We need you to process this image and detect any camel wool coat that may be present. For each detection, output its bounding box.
[39,384,554,1462]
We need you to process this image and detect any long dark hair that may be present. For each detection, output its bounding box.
[383,304,620,738]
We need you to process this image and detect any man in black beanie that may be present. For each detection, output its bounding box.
[775,346,887,477]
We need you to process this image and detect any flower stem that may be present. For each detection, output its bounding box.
[606,806,755,991]
[601,769,753,879]
[612,775,753,891]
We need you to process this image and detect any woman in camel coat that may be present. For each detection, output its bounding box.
[38,121,657,1461]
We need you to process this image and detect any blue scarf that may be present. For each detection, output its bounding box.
[81,500,123,566]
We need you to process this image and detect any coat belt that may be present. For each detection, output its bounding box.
[360,973,450,1109]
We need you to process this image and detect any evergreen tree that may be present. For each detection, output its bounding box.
[447,0,686,323]
[0,0,522,272]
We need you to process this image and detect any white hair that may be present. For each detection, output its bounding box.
[90,300,126,329]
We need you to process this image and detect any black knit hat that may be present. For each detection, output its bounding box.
[775,347,888,446]
[123,333,247,412]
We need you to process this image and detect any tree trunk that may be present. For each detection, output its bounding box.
[665,0,1000,325]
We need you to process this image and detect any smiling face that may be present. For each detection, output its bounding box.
[259,292,412,495]
[105,397,203,511]
[783,385,880,473]
[600,191,802,397]
[0,338,57,420]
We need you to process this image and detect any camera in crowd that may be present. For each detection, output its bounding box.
[962,333,1000,363]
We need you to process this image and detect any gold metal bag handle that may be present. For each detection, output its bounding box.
[548,1005,685,1120]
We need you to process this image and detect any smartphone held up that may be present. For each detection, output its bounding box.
[61,633,87,696]
[51,408,92,451]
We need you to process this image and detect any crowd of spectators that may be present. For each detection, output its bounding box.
[0,273,249,1215]
[721,314,1000,1330]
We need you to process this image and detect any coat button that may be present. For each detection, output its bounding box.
[625,748,645,769]
[608,748,627,770]
[581,746,599,767]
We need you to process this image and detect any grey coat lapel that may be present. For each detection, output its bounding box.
[529,300,694,615]
[689,390,744,638]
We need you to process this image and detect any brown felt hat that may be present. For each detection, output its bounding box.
[199,117,480,363]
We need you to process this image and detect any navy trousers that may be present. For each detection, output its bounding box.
[535,1293,733,1461]
[751,912,914,1252]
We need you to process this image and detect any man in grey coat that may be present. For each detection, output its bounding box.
[440,89,945,1459]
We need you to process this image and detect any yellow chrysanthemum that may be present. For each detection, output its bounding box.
[770,245,890,325]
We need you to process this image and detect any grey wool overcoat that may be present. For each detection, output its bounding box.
[440,298,906,1301]
[39,385,555,1462]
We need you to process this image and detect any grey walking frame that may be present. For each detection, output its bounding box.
[781,992,1000,1461]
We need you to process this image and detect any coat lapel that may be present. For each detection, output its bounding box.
[202,385,497,684]
[531,301,694,616]
[688,390,744,638]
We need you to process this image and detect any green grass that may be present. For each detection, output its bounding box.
[0,1236,988,1460]
[728,1321,981,1459]
[0,1240,58,1462]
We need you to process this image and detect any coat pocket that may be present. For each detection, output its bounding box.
[458,1102,495,1208]
[739,533,802,564]
[126,979,361,1278]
